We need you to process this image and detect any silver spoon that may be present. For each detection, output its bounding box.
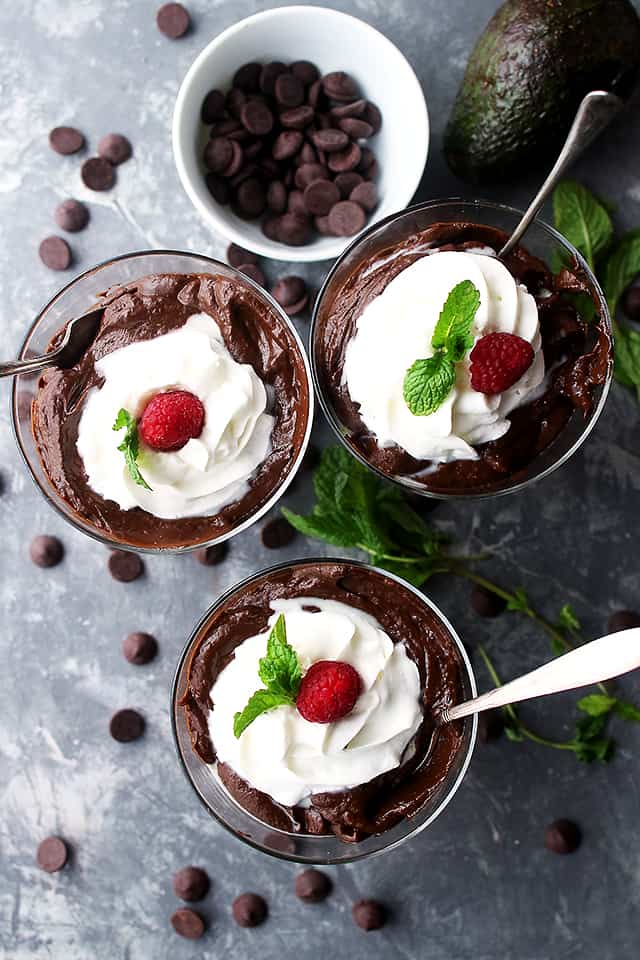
[0,305,103,378]
[440,627,640,724]
[498,89,624,259]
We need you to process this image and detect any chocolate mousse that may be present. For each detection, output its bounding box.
[314,222,612,494]
[179,561,470,842]
[31,272,310,549]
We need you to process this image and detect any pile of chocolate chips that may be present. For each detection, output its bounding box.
[200,62,381,246]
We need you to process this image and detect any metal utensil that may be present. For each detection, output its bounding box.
[440,627,640,724]
[0,306,103,379]
[498,90,624,259]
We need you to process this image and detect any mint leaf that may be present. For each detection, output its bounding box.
[552,180,614,270]
[506,587,532,614]
[404,354,456,416]
[432,279,481,359]
[614,699,640,723]
[577,694,617,717]
[557,603,581,633]
[613,321,640,398]
[112,408,152,491]
[233,689,292,739]
[601,229,640,315]
[258,614,302,698]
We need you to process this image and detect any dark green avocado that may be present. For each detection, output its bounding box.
[444,0,640,183]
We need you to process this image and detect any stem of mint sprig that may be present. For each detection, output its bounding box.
[283,445,640,763]
[112,408,152,490]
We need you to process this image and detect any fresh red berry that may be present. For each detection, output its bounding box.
[296,660,362,723]
[469,332,535,395]
[139,390,205,452]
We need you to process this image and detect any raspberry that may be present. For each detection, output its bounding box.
[469,332,535,395]
[296,660,362,724]
[139,390,205,452]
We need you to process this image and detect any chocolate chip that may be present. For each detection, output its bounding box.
[262,217,281,241]
[295,163,329,190]
[280,105,315,130]
[204,136,233,173]
[477,709,504,744]
[271,276,308,315]
[331,99,367,119]
[295,869,332,903]
[173,866,210,902]
[226,87,247,120]
[358,145,377,174]
[470,584,506,617]
[238,262,266,286]
[212,118,243,137]
[38,236,71,271]
[304,178,340,216]
[328,141,362,173]
[363,101,382,134]
[278,212,311,246]
[322,71,359,102]
[201,89,226,123]
[108,550,144,583]
[288,190,307,217]
[54,198,89,233]
[272,130,304,161]
[81,156,115,191]
[49,126,85,155]
[110,708,145,742]
[275,73,305,108]
[37,837,68,873]
[339,117,374,140]
[349,181,378,212]
[328,200,366,237]
[225,246,256,270]
[291,60,319,86]
[266,180,287,214]
[195,542,229,565]
[297,142,317,165]
[123,632,157,666]
[261,516,296,549]
[608,609,640,632]
[352,899,386,931]
[205,173,230,204]
[334,171,363,198]
[260,62,287,96]
[97,133,132,166]
[545,819,581,854]
[315,214,331,235]
[240,100,273,136]
[235,177,266,218]
[307,79,323,109]
[311,129,350,154]
[232,893,267,927]
[220,139,243,177]
[623,285,640,322]
[171,908,205,939]
[233,62,262,93]
[156,3,190,38]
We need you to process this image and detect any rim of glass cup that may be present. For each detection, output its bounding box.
[170,557,478,865]
[11,249,314,555]
[310,198,613,501]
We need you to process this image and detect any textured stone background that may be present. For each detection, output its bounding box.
[1,2,639,958]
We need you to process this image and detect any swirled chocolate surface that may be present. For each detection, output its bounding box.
[314,223,612,494]
[179,561,469,842]
[31,273,310,548]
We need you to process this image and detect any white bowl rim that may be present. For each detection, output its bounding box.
[172,5,429,263]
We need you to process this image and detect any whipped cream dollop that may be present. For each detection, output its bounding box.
[209,598,422,807]
[76,314,274,519]
[343,250,545,463]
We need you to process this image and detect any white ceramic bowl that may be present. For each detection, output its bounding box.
[172,6,429,262]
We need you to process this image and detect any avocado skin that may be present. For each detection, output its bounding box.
[445,0,640,184]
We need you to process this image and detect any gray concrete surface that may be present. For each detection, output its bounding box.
[1,1,639,958]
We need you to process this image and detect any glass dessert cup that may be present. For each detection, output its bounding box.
[310,199,613,500]
[12,250,314,554]
[171,558,477,865]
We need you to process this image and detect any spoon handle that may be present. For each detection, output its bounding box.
[442,627,640,723]
[0,355,57,378]
[498,90,624,259]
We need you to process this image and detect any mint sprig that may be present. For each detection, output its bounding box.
[403,279,481,416]
[233,614,302,738]
[112,408,152,491]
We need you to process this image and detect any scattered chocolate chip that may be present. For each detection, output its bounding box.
[173,866,210,902]
[226,243,257,268]
[328,199,366,236]
[323,71,359,102]
[352,899,386,931]
[238,262,266,286]
[261,516,296,549]
[295,869,332,903]
[110,708,145,743]
[232,892,267,927]
[470,584,506,617]
[171,908,205,939]
[97,133,132,166]
[54,199,89,233]
[291,60,319,86]
[49,126,85,155]
[195,542,229,565]
[37,836,68,873]
[477,709,504,744]
[204,137,233,174]
[349,180,378,211]
[545,819,581,854]
[608,609,640,632]
[271,276,308,314]
[81,156,115,191]
[108,550,144,583]
[233,62,262,93]
[240,100,273,136]
[30,534,64,568]
[304,178,340,216]
[278,212,311,246]
[201,89,226,123]
[38,236,71,271]
[123,632,157,666]
[156,2,190,38]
